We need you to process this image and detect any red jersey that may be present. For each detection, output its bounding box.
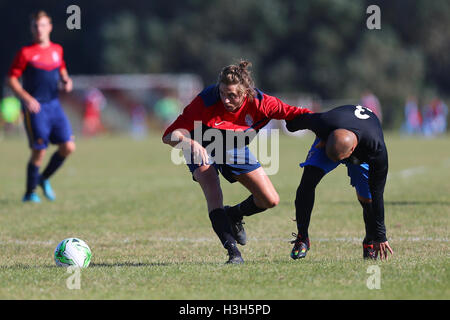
[163,85,312,138]
[9,42,66,103]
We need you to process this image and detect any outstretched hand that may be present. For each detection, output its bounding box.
[373,241,393,260]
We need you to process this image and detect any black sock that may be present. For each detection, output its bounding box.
[295,166,325,239]
[41,152,66,180]
[209,208,237,249]
[26,162,40,195]
[229,195,266,219]
[359,200,374,243]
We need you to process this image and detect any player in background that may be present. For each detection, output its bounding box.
[285,105,393,260]
[162,61,311,264]
[8,11,75,202]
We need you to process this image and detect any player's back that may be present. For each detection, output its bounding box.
[319,105,386,163]
[286,104,386,163]
[317,105,381,136]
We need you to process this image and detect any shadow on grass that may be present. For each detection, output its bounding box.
[287,200,450,206]
[0,262,170,269]
[0,198,20,206]
[0,264,58,270]
[384,201,450,206]
[0,261,230,269]
[90,262,171,268]
[89,261,242,267]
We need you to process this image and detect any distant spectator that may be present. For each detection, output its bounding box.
[0,96,22,135]
[82,88,106,137]
[361,90,382,122]
[130,104,148,139]
[402,96,422,135]
[153,89,181,129]
[422,98,448,136]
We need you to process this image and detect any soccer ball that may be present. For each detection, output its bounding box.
[54,238,92,268]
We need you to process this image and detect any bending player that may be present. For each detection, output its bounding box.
[286,105,393,260]
[8,11,75,202]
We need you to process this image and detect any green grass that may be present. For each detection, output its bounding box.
[0,132,449,299]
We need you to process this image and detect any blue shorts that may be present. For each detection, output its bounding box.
[300,137,371,199]
[23,99,73,150]
[186,146,261,183]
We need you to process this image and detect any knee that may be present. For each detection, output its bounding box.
[300,166,325,189]
[258,192,280,209]
[31,149,46,166]
[357,193,372,204]
[59,141,76,157]
[270,193,280,208]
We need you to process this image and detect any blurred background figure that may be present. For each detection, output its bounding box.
[0,1,448,137]
[82,88,106,137]
[130,104,148,140]
[402,96,422,135]
[0,95,22,137]
[422,98,448,137]
[153,89,181,130]
[361,90,382,122]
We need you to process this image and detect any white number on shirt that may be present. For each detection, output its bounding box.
[354,105,372,120]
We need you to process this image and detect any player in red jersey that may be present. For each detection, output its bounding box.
[8,11,75,202]
[162,61,312,264]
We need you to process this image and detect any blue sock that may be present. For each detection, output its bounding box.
[26,162,40,195]
[41,152,66,180]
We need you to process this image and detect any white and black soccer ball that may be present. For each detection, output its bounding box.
[54,238,92,268]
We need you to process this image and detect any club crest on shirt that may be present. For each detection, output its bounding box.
[52,51,60,62]
[245,114,253,126]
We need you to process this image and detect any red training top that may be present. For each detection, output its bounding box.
[163,85,312,138]
[9,42,66,103]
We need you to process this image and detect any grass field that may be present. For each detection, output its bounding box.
[0,131,449,300]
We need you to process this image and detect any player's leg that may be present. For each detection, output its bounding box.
[357,193,373,241]
[41,140,75,180]
[193,164,223,213]
[222,166,279,245]
[192,164,243,264]
[346,162,376,259]
[23,148,46,202]
[39,140,75,201]
[233,166,280,212]
[291,137,338,259]
[219,146,276,245]
[357,193,377,260]
[294,166,325,241]
[290,165,326,259]
[39,100,75,200]
[22,109,49,202]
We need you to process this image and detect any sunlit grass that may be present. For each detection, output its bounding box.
[0,132,448,299]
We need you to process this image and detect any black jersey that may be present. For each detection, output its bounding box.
[286,105,388,242]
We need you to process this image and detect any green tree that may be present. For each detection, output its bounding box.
[345,29,425,127]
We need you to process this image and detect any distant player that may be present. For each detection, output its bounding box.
[162,61,311,264]
[286,105,393,260]
[8,11,75,202]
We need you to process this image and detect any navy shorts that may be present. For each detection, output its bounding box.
[186,146,261,183]
[23,98,73,150]
[300,137,371,199]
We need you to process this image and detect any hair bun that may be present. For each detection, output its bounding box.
[218,59,255,99]
[239,60,251,71]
